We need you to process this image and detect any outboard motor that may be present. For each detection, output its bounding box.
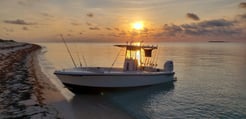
[164,60,174,72]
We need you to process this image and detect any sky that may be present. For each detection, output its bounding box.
[0,0,246,42]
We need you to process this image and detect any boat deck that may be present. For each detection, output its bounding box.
[55,67,173,75]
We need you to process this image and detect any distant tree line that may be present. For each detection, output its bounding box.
[0,38,16,42]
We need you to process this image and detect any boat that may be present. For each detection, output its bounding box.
[54,42,175,88]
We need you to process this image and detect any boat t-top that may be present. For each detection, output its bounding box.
[54,42,175,88]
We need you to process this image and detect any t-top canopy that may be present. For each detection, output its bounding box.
[114,44,158,51]
[144,49,153,57]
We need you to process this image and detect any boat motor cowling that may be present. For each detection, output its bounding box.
[164,60,173,72]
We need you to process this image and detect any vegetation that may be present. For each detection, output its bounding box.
[0,38,16,42]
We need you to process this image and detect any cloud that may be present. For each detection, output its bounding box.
[159,19,241,37]
[105,27,112,30]
[142,28,149,33]
[119,31,127,36]
[3,19,37,25]
[186,13,200,21]
[86,22,93,26]
[17,0,41,6]
[239,2,246,9]
[114,27,120,31]
[129,31,139,36]
[198,19,233,27]
[89,27,100,30]
[71,22,80,26]
[86,13,94,18]
[109,31,127,37]
[237,13,246,20]
[3,27,14,32]
[22,26,28,30]
[17,1,28,6]
[162,24,182,36]
[40,12,54,17]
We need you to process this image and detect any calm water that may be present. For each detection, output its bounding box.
[38,42,246,119]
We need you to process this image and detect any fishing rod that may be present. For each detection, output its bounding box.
[77,53,83,67]
[60,34,77,68]
[78,33,89,69]
[72,39,83,68]
[109,47,123,72]
[150,45,158,67]
[153,46,159,68]
[82,56,87,70]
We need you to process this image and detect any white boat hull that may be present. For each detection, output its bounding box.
[54,71,175,88]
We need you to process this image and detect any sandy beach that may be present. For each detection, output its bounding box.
[0,39,134,119]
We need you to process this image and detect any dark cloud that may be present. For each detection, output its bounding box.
[86,22,92,26]
[71,22,80,26]
[186,13,200,21]
[22,26,28,30]
[238,13,246,20]
[159,19,240,36]
[109,33,120,37]
[105,27,112,30]
[114,27,120,31]
[3,27,14,32]
[3,19,37,25]
[86,13,94,18]
[129,31,139,36]
[17,0,41,6]
[162,24,182,36]
[239,2,246,9]
[89,27,100,30]
[140,28,151,36]
[17,1,28,6]
[119,31,126,36]
[143,28,149,33]
[198,19,233,27]
[40,12,54,17]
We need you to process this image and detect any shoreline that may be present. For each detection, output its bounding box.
[0,40,134,119]
[0,41,62,118]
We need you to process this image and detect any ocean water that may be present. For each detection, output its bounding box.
[38,42,246,119]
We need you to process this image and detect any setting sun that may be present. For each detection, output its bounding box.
[132,21,144,30]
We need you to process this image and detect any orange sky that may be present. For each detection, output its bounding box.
[0,0,246,42]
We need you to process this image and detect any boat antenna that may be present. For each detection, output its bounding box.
[60,34,77,68]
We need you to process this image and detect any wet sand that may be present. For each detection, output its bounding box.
[0,40,134,119]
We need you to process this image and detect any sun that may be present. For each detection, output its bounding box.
[132,21,144,30]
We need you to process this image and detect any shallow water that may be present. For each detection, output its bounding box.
[38,42,246,119]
